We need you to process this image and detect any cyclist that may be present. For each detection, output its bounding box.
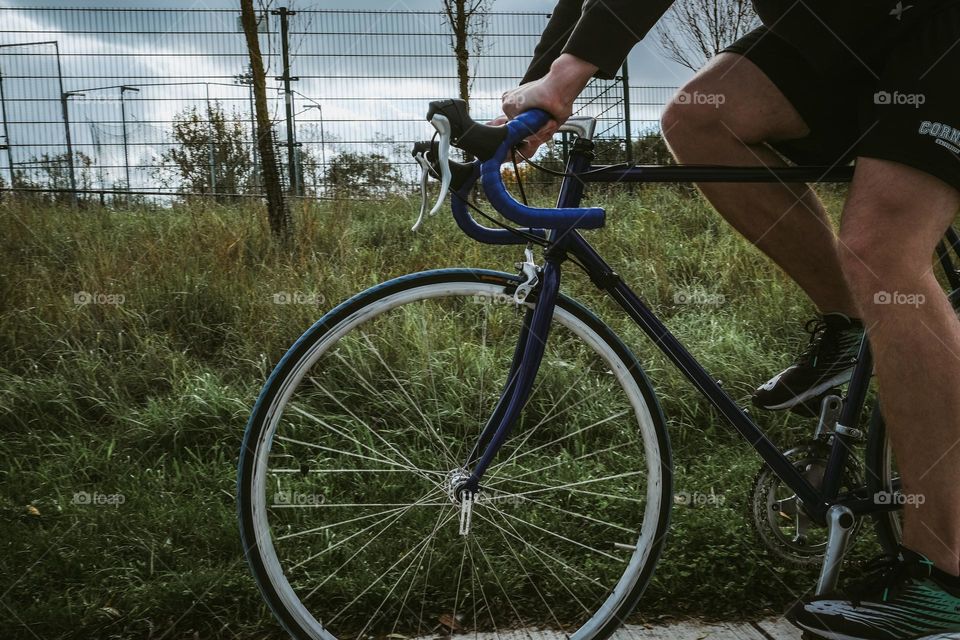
[500,1,960,638]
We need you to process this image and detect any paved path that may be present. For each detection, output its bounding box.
[614,618,802,640]
[434,619,802,640]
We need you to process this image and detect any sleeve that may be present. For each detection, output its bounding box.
[521,0,676,84]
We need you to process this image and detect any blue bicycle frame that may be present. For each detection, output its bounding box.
[453,113,960,528]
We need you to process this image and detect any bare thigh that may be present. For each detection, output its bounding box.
[662,52,810,148]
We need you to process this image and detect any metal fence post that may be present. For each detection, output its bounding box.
[120,85,138,191]
[52,42,79,207]
[0,70,14,187]
[60,90,81,206]
[621,60,633,165]
[273,6,299,196]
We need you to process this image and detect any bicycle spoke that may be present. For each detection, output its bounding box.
[360,332,459,467]
[299,382,441,487]
[488,440,634,488]
[472,530,531,634]
[292,489,444,577]
[276,503,412,541]
[482,486,634,534]
[477,508,597,618]
[391,508,448,636]
[329,510,458,626]
[327,349,454,471]
[487,409,632,478]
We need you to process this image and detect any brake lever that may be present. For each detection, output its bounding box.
[411,151,432,232]
[428,113,452,217]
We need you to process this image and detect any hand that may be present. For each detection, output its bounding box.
[498,54,599,158]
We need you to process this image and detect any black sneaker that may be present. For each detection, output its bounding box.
[753,313,864,411]
[789,547,960,640]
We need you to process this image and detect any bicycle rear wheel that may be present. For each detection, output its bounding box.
[238,268,672,640]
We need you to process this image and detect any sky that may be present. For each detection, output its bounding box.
[0,0,694,86]
[0,0,694,190]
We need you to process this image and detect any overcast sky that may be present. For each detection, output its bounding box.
[0,0,693,86]
[0,0,693,190]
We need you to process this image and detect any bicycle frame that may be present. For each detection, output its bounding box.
[460,135,960,528]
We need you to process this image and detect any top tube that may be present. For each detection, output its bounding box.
[580,164,856,184]
[555,116,855,184]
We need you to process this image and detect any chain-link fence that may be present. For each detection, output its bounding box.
[0,6,675,202]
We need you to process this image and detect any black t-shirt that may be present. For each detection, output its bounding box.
[522,0,960,83]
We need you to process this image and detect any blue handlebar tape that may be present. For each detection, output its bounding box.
[480,109,605,230]
[450,161,547,244]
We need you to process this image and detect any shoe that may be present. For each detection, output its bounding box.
[753,313,864,411]
[789,547,960,640]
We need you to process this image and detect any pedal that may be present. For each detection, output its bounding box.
[789,388,843,418]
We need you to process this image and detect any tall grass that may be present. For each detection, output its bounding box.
[0,186,884,639]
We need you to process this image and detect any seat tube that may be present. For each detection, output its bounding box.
[462,256,563,493]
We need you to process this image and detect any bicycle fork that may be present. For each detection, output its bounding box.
[451,255,563,533]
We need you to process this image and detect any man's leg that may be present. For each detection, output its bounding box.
[661,53,857,317]
[838,157,960,574]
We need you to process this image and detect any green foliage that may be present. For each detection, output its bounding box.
[633,131,674,164]
[1,185,889,639]
[156,101,254,199]
[13,150,95,203]
[323,150,399,197]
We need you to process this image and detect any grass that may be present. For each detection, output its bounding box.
[0,185,889,639]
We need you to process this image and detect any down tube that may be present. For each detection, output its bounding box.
[608,277,826,518]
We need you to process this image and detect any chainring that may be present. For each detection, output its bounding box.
[750,443,863,566]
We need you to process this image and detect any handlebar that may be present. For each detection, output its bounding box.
[423,99,606,233]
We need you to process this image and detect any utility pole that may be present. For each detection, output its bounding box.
[273,6,299,196]
[0,70,14,188]
[119,85,139,191]
[61,90,83,206]
[53,43,79,207]
[205,83,216,194]
[621,60,633,165]
[234,66,259,189]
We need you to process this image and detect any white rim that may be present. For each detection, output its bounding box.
[248,280,666,640]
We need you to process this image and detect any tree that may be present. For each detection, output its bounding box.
[441,0,490,108]
[14,151,94,205]
[324,151,399,198]
[157,102,253,199]
[240,0,291,241]
[655,0,759,71]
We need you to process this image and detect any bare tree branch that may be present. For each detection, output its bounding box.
[655,0,760,71]
[440,0,491,108]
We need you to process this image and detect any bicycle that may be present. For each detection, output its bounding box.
[238,99,960,640]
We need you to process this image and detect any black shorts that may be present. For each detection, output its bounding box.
[721,3,960,192]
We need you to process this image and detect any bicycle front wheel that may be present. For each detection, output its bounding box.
[238,268,672,640]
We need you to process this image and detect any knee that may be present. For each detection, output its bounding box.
[660,82,731,151]
[837,232,883,299]
[838,199,927,299]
